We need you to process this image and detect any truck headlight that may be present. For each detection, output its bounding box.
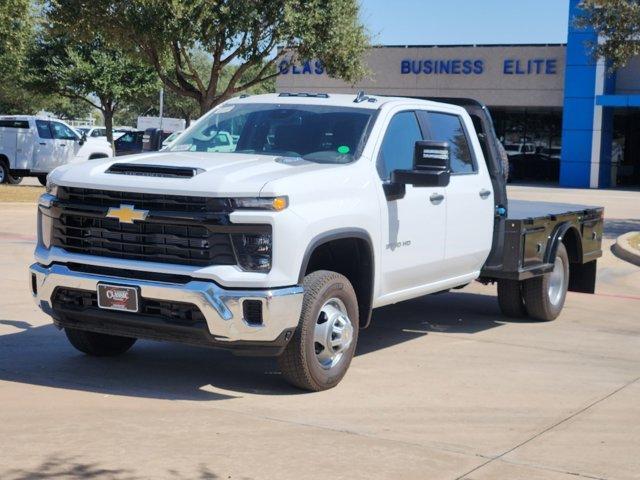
[231,233,272,272]
[45,180,58,197]
[231,196,288,211]
[38,208,53,249]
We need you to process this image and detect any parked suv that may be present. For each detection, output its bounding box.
[0,116,113,185]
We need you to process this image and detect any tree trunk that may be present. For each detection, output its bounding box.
[103,107,115,154]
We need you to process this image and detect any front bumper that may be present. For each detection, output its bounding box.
[30,263,304,350]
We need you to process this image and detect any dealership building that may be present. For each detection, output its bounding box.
[276,0,640,189]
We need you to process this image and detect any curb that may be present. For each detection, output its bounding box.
[612,232,640,267]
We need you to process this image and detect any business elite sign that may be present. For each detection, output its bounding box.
[278,58,558,76]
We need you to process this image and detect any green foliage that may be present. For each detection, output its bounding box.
[49,0,368,114]
[0,0,31,69]
[577,0,640,69]
[28,33,159,141]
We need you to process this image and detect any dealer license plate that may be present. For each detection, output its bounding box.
[97,284,139,312]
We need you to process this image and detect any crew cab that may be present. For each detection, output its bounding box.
[30,94,604,391]
[0,116,113,185]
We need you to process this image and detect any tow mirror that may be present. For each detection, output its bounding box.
[79,132,87,145]
[390,141,451,189]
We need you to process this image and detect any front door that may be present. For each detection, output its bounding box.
[33,120,56,173]
[377,110,447,301]
[50,121,80,168]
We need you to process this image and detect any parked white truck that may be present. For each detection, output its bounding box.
[30,93,604,391]
[0,116,113,185]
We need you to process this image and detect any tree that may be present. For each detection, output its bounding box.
[28,33,158,143]
[577,0,640,69]
[49,0,369,115]
[117,54,278,128]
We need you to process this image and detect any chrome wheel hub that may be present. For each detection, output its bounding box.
[314,298,354,370]
[548,255,566,306]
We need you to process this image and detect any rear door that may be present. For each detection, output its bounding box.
[421,110,494,280]
[376,109,447,300]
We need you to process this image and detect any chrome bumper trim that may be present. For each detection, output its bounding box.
[29,263,303,343]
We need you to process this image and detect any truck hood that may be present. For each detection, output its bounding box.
[49,151,336,197]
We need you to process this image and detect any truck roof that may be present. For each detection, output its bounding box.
[231,92,465,112]
[0,114,57,121]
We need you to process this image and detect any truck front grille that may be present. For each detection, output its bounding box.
[58,186,232,213]
[52,213,236,267]
[50,187,270,268]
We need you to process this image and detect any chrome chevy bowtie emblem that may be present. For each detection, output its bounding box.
[106,204,149,224]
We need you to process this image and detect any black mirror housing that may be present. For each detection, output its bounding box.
[414,140,450,171]
[389,141,451,188]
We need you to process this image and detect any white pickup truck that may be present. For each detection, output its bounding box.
[30,93,604,391]
[0,116,113,185]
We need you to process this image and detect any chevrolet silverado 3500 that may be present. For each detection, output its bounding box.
[30,93,604,391]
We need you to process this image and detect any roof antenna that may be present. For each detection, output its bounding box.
[354,90,377,103]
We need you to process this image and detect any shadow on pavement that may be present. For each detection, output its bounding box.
[0,291,517,399]
[2,455,217,480]
[604,219,640,239]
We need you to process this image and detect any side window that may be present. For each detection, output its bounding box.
[35,120,53,139]
[0,120,29,128]
[377,111,423,180]
[50,122,78,140]
[426,112,475,174]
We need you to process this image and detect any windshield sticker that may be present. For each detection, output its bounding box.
[337,145,350,154]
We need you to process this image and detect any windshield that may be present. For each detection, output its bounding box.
[169,103,375,164]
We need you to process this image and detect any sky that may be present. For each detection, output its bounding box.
[359,0,571,46]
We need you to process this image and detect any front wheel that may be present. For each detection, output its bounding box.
[523,243,570,321]
[65,328,137,356]
[278,270,359,391]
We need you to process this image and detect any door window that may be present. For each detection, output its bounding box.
[377,111,423,180]
[50,122,78,140]
[426,112,475,174]
[36,120,53,139]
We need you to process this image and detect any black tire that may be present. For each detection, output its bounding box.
[497,279,527,318]
[37,174,48,186]
[7,174,22,184]
[0,161,9,184]
[278,270,359,392]
[522,243,570,321]
[65,327,137,356]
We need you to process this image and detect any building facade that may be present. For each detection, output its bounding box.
[276,0,640,188]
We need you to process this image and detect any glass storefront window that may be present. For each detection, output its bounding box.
[491,107,562,183]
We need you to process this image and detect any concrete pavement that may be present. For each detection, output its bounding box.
[1,185,639,479]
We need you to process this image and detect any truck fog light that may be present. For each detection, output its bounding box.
[231,233,272,272]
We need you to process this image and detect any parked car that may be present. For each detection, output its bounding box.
[161,130,183,149]
[31,94,603,391]
[77,126,108,139]
[0,116,113,185]
[114,130,144,156]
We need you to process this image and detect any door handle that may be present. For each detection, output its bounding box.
[39,142,46,145]
[479,189,491,199]
[429,193,445,204]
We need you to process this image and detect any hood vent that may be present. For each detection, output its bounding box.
[106,163,203,178]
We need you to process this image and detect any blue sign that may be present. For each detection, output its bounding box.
[503,58,557,75]
[401,59,485,75]
[400,58,558,76]
[278,57,559,77]
[278,60,325,75]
